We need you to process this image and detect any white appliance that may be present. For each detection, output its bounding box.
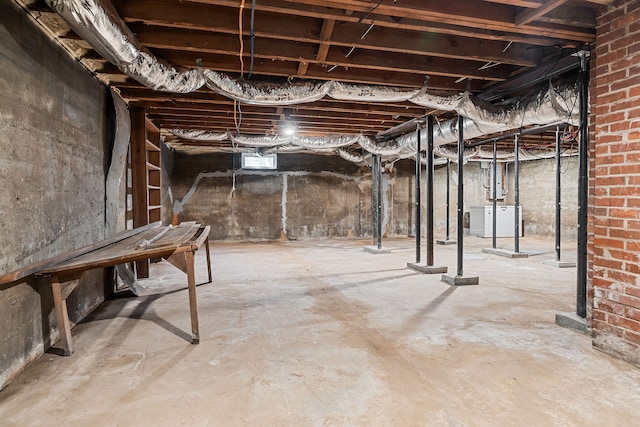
[469,205,523,238]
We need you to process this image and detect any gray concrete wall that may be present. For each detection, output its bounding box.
[507,157,579,238]
[169,150,371,240]
[0,2,111,389]
[169,151,578,241]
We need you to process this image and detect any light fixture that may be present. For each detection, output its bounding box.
[282,123,296,136]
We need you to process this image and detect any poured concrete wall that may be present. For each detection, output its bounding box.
[0,2,111,389]
[169,150,371,240]
[169,150,578,241]
[499,157,579,238]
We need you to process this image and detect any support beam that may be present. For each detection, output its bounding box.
[315,19,336,62]
[514,133,522,254]
[576,51,590,318]
[515,0,569,26]
[544,126,576,268]
[492,139,498,250]
[408,117,447,274]
[365,155,389,254]
[437,160,456,245]
[484,134,529,259]
[442,115,478,285]
[415,125,422,263]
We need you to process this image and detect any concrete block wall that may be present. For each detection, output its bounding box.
[591,0,640,366]
[0,2,112,389]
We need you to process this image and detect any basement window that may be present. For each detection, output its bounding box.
[241,153,277,170]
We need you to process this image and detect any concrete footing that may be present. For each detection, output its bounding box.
[555,312,588,333]
[436,239,457,245]
[363,246,391,254]
[482,248,529,258]
[543,259,577,268]
[441,274,479,286]
[407,263,448,274]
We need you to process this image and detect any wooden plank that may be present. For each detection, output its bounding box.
[40,223,202,276]
[117,0,590,45]
[315,19,335,62]
[0,222,159,285]
[51,276,73,356]
[204,236,213,284]
[185,250,200,344]
[515,0,569,26]
[164,252,188,274]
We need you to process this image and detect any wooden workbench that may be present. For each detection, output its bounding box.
[35,222,212,356]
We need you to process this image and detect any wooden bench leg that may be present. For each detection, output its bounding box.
[51,275,73,356]
[186,251,200,344]
[204,237,212,284]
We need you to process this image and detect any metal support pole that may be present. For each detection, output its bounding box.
[457,115,465,276]
[492,139,498,249]
[445,160,451,241]
[577,52,590,318]
[426,117,435,266]
[415,125,421,263]
[371,155,378,247]
[377,155,383,250]
[514,133,521,254]
[555,126,562,262]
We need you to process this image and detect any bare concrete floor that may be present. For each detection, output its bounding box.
[1,236,640,426]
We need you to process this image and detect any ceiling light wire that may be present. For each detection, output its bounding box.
[361,23,375,39]
[238,0,246,77]
[248,0,256,79]
[358,0,384,23]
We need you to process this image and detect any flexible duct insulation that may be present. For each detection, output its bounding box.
[169,129,228,141]
[48,0,581,116]
[51,0,582,167]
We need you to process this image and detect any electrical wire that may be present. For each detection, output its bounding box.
[238,0,246,77]
[248,0,256,79]
[358,0,384,23]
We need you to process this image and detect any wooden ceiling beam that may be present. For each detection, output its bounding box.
[129,26,512,81]
[515,0,570,26]
[115,0,576,47]
[273,0,594,40]
[315,19,336,62]
[147,107,406,123]
[126,16,540,68]
[130,99,428,118]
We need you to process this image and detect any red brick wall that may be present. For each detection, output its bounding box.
[591,0,640,366]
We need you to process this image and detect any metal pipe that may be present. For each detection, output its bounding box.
[457,115,464,276]
[377,155,383,250]
[492,138,498,249]
[446,160,451,241]
[415,125,421,263]
[514,133,520,254]
[426,117,435,266]
[555,126,562,261]
[371,155,378,247]
[577,52,589,318]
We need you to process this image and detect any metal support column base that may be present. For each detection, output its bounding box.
[441,274,479,286]
[555,312,588,333]
[482,248,529,258]
[363,246,391,254]
[407,263,448,274]
[436,239,457,245]
[543,259,577,268]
